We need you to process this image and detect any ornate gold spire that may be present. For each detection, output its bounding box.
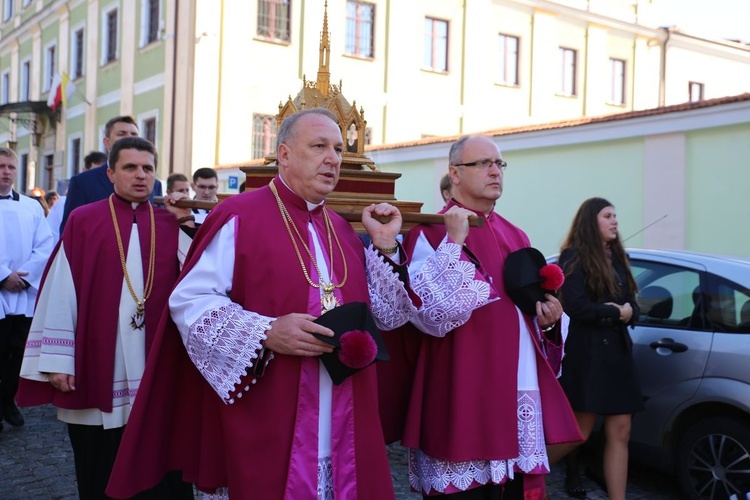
[317,1,331,97]
[272,0,374,170]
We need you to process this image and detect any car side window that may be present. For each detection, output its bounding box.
[630,260,706,330]
[709,278,750,334]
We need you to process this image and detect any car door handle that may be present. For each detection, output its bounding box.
[649,338,688,353]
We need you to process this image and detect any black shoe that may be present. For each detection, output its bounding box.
[584,464,607,494]
[565,474,587,499]
[2,401,24,427]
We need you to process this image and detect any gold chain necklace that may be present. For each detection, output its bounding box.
[108,195,156,330]
[269,181,348,312]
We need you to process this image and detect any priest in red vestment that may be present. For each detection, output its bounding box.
[107,108,418,499]
[18,137,195,499]
[381,135,583,499]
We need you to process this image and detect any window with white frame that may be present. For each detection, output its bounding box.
[141,0,160,46]
[689,81,704,102]
[498,34,519,86]
[3,0,13,22]
[43,42,57,92]
[69,136,82,176]
[559,47,577,97]
[1,70,9,104]
[345,1,374,58]
[71,26,85,79]
[257,0,291,42]
[102,5,118,64]
[252,114,277,159]
[424,17,448,72]
[20,59,30,101]
[609,58,625,105]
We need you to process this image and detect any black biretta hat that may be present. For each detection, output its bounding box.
[312,302,389,385]
[504,247,564,316]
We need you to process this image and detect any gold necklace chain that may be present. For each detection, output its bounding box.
[108,194,156,330]
[269,181,348,311]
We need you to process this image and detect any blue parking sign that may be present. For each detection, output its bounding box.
[228,176,238,189]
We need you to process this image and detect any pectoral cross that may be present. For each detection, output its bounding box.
[130,302,146,330]
[321,283,340,312]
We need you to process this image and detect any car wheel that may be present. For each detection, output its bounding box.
[676,416,750,499]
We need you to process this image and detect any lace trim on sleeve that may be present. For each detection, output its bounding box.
[365,245,417,331]
[412,240,494,337]
[185,302,274,404]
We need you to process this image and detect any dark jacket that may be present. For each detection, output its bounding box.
[60,164,163,233]
[557,247,643,414]
[558,247,639,342]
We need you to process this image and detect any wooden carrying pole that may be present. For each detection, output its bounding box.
[154,197,485,229]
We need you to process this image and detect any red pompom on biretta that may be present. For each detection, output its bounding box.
[312,302,390,384]
[504,247,562,315]
[339,330,378,369]
[539,264,565,291]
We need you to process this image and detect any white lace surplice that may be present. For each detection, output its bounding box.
[409,233,497,337]
[406,234,550,494]
[23,223,147,429]
[170,211,415,498]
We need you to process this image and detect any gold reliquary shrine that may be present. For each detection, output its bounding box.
[238,3,423,233]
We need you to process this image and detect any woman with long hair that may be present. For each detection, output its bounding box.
[557,197,642,500]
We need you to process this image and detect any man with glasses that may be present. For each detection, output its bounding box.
[190,167,219,223]
[382,135,581,499]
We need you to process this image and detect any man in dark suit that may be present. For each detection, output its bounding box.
[60,116,163,232]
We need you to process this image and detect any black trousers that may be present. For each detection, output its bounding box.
[67,423,194,499]
[423,475,524,500]
[0,314,32,405]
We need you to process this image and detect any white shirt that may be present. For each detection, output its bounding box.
[0,191,54,318]
[46,195,66,243]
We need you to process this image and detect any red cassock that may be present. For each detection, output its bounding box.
[17,196,180,411]
[107,178,395,499]
[378,200,583,498]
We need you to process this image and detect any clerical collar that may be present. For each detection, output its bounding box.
[0,190,19,201]
[113,193,149,209]
[277,175,325,212]
[112,193,149,223]
[447,198,495,219]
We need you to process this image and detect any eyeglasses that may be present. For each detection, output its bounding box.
[453,159,507,171]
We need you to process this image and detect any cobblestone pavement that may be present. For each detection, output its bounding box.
[1,405,683,499]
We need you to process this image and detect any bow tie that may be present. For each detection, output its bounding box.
[0,194,12,200]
